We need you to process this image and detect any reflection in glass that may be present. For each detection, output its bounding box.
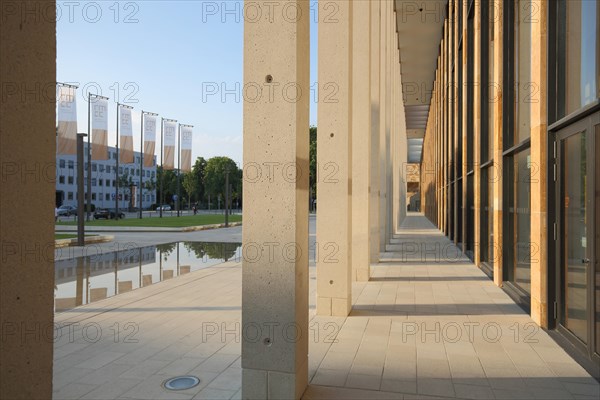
[481,167,495,267]
[54,242,242,312]
[563,131,588,343]
[560,0,600,117]
[595,124,600,355]
[508,149,531,294]
[514,0,532,145]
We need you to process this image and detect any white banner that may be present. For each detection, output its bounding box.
[143,114,157,168]
[56,86,78,155]
[91,97,109,160]
[180,125,193,172]
[119,106,134,164]
[163,120,177,170]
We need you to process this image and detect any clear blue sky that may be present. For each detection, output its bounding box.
[58,0,319,167]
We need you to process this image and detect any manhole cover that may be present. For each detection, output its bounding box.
[163,376,200,390]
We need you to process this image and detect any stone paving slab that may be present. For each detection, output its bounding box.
[52,213,599,400]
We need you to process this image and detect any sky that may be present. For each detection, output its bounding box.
[57,0,319,167]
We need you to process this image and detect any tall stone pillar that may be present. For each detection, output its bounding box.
[242,1,310,398]
[317,0,353,316]
[351,0,372,282]
[492,0,504,284]
[1,2,56,398]
[379,0,389,252]
[370,0,382,264]
[529,0,548,327]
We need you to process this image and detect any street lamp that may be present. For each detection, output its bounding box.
[224,166,230,227]
[76,133,87,246]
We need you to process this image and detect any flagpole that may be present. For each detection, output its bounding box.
[139,110,144,219]
[115,103,120,219]
[139,111,158,219]
[177,123,181,217]
[115,103,133,219]
[87,93,91,221]
[160,118,164,218]
[87,93,109,221]
[178,124,194,218]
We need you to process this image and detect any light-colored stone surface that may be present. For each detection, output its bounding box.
[317,0,353,317]
[242,0,310,397]
[53,213,599,400]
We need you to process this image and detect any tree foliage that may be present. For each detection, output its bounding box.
[204,156,241,205]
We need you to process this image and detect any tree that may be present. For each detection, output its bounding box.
[204,157,241,208]
[309,126,317,198]
[156,166,178,207]
[118,173,134,210]
[182,171,198,209]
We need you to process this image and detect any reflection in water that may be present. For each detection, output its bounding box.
[54,242,242,313]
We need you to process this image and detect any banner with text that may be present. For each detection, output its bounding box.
[56,86,78,155]
[143,114,157,168]
[180,126,193,172]
[119,107,134,164]
[91,97,109,160]
[163,120,177,170]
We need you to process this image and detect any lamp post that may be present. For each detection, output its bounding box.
[76,133,87,246]
[224,166,230,227]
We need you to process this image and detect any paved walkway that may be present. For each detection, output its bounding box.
[53,213,599,399]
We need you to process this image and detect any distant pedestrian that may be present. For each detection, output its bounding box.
[193,203,197,215]
[55,206,58,222]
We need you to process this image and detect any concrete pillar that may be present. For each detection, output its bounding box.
[379,0,389,252]
[492,0,504,285]
[241,1,309,397]
[1,4,56,399]
[369,0,381,264]
[529,0,548,327]
[473,0,482,266]
[351,0,371,282]
[317,0,353,317]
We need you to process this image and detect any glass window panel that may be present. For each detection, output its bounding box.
[562,130,588,343]
[508,148,532,294]
[481,167,495,266]
[562,0,600,116]
[595,123,600,355]
[514,0,533,145]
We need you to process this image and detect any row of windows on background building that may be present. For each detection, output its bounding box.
[63,192,156,202]
[58,152,154,165]
[57,160,156,178]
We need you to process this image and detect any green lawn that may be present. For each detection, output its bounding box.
[54,234,97,240]
[56,214,242,228]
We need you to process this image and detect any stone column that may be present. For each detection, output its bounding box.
[242,1,310,397]
[1,2,56,398]
[317,0,353,316]
[379,0,389,252]
[529,0,548,327]
[351,0,372,282]
[369,0,381,264]
[473,0,482,266]
[492,0,504,284]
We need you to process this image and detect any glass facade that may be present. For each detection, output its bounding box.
[558,0,600,118]
[507,148,531,294]
[513,0,532,146]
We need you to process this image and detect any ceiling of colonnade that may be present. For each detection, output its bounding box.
[395,0,447,163]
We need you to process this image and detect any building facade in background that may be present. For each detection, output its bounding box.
[55,144,157,210]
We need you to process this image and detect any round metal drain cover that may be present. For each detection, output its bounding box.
[163,376,200,390]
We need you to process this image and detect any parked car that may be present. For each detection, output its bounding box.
[157,205,171,211]
[57,205,76,216]
[93,208,126,220]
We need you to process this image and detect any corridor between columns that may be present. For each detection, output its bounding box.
[304,212,599,399]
